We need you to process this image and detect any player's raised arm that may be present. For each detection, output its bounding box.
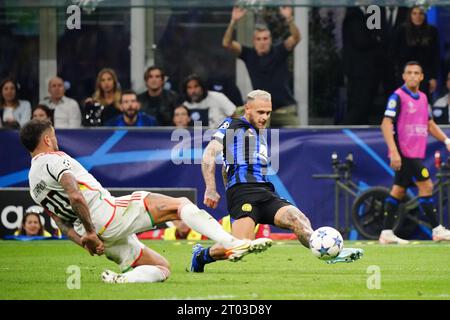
[59,172,104,256]
[201,139,223,209]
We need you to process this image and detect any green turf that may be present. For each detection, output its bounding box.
[0,240,449,300]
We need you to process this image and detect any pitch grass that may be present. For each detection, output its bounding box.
[0,240,449,300]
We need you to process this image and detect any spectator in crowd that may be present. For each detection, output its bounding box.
[138,66,179,126]
[181,74,236,128]
[222,6,300,127]
[342,7,385,125]
[40,77,81,128]
[32,104,53,124]
[432,71,450,124]
[83,68,122,126]
[15,208,51,237]
[105,90,157,127]
[0,78,31,129]
[392,6,440,98]
[172,105,191,128]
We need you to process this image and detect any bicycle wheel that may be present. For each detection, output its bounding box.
[351,187,391,240]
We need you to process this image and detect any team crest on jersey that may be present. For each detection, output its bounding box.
[219,121,230,129]
[421,168,429,178]
[242,203,252,212]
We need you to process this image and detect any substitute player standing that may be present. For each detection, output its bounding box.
[380,61,450,244]
[190,90,363,272]
[20,120,272,283]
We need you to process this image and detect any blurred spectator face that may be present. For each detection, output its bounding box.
[186,79,204,103]
[48,77,65,101]
[253,29,272,55]
[23,213,42,236]
[146,69,164,91]
[410,7,425,27]
[1,81,16,103]
[33,108,50,121]
[100,72,115,93]
[403,64,424,90]
[121,93,139,118]
[173,106,191,128]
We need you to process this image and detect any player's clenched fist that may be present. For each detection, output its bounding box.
[204,188,220,209]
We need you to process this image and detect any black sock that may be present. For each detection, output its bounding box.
[418,196,439,228]
[383,196,400,229]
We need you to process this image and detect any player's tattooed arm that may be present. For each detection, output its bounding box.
[59,172,96,234]
[49,212,83,247]
[59,172,104,255]
[202,139,223,208]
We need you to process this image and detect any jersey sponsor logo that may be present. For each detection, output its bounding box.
[421,168,430,179]
[407,101,417,113]
[241,203,252,212]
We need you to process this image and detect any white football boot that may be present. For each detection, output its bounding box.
[101,270,128,284]
[379,230,410,244]
[432,225,450,241]
[225,238,273,262]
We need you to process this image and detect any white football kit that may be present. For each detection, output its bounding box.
[29,151,154,271]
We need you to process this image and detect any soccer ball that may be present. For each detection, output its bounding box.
[309,227,344,260]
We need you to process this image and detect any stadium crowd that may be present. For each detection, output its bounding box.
[0,5,449,130]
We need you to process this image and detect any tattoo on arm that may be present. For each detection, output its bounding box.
[59,173,96,234]
[51,213,83,247]
[202,140,223,190]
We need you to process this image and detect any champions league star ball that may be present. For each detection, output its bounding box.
[309,227,344,260]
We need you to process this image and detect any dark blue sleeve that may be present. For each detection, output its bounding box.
[384,93,400,119]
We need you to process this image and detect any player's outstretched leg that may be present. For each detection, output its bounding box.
[189,217,273,273]
[145,193,272,266]
[102,246,171,284]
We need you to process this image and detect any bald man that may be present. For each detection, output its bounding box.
[40,77,81,128]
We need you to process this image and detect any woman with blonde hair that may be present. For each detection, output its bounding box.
[83,68,122,126]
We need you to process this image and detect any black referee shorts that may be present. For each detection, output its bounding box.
[394,157,430,188]
[226,183,291,225]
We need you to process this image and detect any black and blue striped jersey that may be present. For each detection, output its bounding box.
[212,117,271,190]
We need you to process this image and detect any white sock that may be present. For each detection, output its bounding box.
[179,203,239,248]
[123,265,168,283]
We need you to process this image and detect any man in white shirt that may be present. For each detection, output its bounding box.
[41,77,81,128]
[182,74,236,128]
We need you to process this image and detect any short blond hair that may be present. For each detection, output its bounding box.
[247,90,271,103]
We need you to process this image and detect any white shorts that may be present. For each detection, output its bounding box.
[75,191,155,271]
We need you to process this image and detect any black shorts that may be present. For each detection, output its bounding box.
[394,157,430,188]
[226,183,291,225]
